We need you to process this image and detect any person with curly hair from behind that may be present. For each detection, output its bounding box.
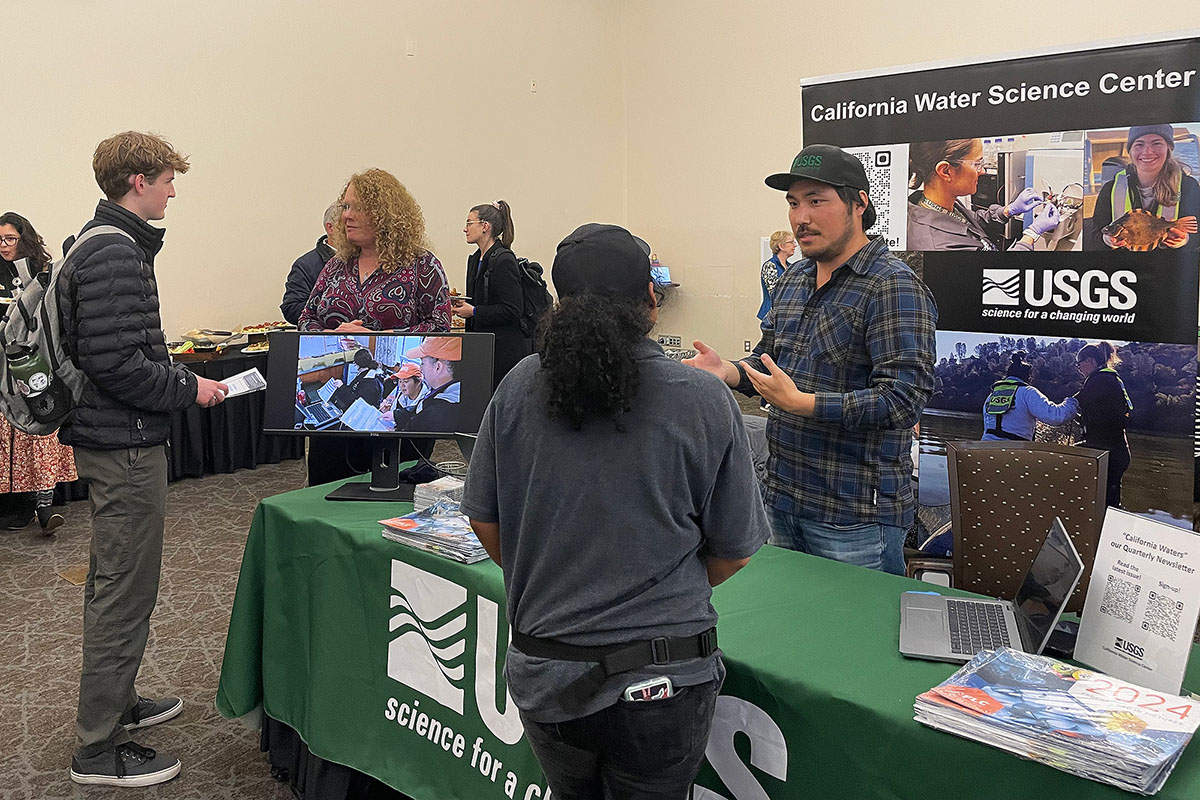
[298,168,451,332]
[461,223,768,799]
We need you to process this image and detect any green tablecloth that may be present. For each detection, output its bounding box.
[217,481,1200,800]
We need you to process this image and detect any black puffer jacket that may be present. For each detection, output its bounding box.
[57,200,198,450]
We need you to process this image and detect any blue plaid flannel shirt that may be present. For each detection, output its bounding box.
[737,237,937,528]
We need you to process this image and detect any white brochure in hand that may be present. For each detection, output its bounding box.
[222,367,267,398]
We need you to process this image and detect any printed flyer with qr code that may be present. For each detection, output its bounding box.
[1076,508,1200,694]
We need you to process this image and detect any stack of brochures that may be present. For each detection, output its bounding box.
[915,648,1199,795]
[380,499,488,564]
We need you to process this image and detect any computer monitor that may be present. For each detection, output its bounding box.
[263,331,494,502]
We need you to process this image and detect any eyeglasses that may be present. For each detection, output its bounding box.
[952,158,985,171]
[464,220,484,227]
[0,236,19,246]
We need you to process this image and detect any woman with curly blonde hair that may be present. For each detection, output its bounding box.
[299,168,451,332]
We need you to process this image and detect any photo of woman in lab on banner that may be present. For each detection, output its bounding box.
[1084,124,1200,251]
[906,138,1060,251]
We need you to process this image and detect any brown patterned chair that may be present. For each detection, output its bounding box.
[946,440,1108,613]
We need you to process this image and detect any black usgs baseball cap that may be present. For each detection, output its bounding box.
[765,144,877,229]
[552,223,652,300]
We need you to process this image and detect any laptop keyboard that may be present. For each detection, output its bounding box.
[946,599,1011,655]
[307,403,337,424]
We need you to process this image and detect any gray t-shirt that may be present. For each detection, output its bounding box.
[461,338,770,722]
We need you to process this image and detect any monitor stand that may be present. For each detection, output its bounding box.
[325,439,416,503]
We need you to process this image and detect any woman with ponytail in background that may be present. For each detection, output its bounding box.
[453,200,531,387]
[1075,341,1133,507]
[460,223,768,798]
[906,138,1056,251]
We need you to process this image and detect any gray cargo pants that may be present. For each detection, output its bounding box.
[73,445,168,759]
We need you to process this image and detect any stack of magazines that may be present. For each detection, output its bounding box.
[915,648,1199,795]
[380,499,488,564]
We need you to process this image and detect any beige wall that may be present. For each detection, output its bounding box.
[0,1,626,336]
[0,2,1192,348]
[620,2,1196,357]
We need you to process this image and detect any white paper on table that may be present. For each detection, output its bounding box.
[341,397,385,431]
[1075,508,1200,695]
[223,367,267,398]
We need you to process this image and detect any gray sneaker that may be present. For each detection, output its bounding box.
[70,742,181,787]
[121,696,184,730]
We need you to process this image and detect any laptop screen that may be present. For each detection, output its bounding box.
[1012,517,1084,654]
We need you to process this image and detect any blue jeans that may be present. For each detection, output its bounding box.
[767,506,906,575]
[519,679,719,800]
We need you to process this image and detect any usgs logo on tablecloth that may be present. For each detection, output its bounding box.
[385,559,790,800]
[386,560,523,744]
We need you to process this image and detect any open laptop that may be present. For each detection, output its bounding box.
[297,400,343,429]
[899,517,1084,663]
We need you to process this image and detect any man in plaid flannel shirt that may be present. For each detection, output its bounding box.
[686,144,936,574]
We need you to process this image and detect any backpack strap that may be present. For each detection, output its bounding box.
[62,224,133,263]
[12,257,38,288]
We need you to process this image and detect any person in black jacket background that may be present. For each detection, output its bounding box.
[60,131,228,788]
[452,200,531,387]
[279,201,338,325]
[1074,341,1134,508]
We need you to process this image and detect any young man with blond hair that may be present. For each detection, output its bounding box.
[63,131,228,787]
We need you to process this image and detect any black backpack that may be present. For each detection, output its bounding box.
[0,225,129,434]
[514,257,553,338]
[480,255,553,338]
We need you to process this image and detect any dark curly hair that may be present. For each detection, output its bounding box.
[0,211,52,272]
[538,291,654,429]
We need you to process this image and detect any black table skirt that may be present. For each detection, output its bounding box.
[262,715,413,800]
[168,349,305,481]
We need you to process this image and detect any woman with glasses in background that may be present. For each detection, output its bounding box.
[0,212,76,533]
[906,138,1057,251]
[298,168,450,334]
[452,200,531,388]
[297,169,450,486]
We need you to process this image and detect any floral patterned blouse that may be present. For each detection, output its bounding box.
[298,250,451,332]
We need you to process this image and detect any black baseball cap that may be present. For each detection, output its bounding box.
[765,144,877,230]
[552,223,652,300]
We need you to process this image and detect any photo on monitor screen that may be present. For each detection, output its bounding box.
[262,332,495,437]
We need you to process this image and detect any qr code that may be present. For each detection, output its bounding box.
[852,150,891,237]
[1141,590,1184,642]
[1099,574,1140,622]
[845,144,908,249]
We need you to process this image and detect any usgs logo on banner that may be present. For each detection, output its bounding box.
[980,267,1138,323]
[384,560,791,800]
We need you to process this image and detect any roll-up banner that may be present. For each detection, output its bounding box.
[801,36,1200,529]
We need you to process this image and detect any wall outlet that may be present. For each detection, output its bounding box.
[658,334,682,348]
[744,340,752,352]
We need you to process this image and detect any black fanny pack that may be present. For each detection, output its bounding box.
[511,628,717,714]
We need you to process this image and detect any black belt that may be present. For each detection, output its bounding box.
[984,428,1028,441]
[511,628,717,713]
